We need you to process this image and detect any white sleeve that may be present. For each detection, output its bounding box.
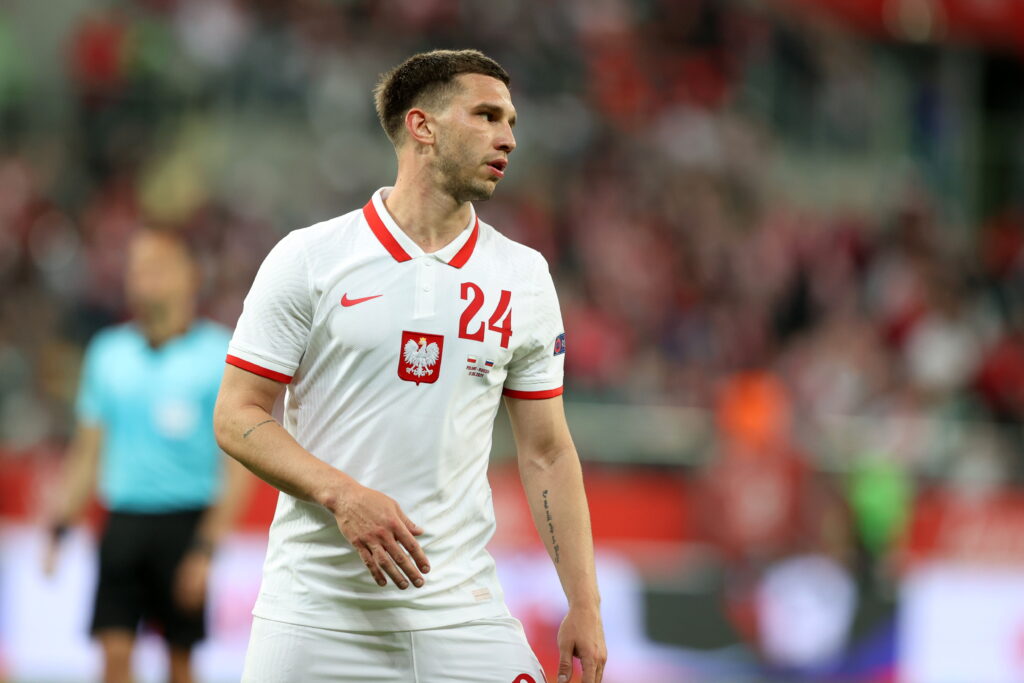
[503,256,566,399]
[227,231,312,383]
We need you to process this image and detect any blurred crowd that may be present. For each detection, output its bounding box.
[2,0,1024,530]
[1,0,1022,675]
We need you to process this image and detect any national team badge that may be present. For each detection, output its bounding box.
[398,331,444,385]
[553,332,566,356]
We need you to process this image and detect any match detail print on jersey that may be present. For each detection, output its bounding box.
[398,331,444,384]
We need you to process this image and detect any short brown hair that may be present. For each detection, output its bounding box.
[373,49,510,144]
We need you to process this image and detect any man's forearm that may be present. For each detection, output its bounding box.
[52,424,103,525]
[519,447,601,610]
[214,404,353,509]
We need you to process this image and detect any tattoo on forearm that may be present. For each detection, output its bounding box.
[243,419,275,439]
[542,489,560,564]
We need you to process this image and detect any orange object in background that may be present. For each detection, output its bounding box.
[716,370,793,453]
[708,369,809,559]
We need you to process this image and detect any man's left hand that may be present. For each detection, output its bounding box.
[556,605,606,683]
[174,550,211,613]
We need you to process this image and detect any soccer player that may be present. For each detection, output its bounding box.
[44,229,251,683]
[214,49,607,682]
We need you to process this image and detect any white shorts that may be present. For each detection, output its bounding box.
[241,614,548,682]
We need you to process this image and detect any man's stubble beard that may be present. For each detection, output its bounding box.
[435,133,495,204]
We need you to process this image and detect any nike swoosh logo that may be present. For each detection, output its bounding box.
[341,293,383,307]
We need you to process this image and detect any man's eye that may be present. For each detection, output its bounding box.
[479,112,494,121]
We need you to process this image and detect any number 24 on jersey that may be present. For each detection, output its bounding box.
[459,282,512,349]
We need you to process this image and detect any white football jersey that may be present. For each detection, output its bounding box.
[227,188,566,631]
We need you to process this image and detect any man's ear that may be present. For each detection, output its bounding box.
[404,108,435,146]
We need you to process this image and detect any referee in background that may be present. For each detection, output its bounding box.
[43,229,250,683]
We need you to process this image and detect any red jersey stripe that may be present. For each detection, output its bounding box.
[363,200,413,263]
[226,354,293,384]
[502,386,563,400]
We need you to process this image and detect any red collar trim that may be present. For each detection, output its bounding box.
[363,200,412,263]
[447,218,479,269]
[362,197,479,268]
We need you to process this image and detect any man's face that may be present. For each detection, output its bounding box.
[431,73,517,203]
[124,233,197,321]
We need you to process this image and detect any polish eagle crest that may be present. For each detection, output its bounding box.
[403,336,440,377]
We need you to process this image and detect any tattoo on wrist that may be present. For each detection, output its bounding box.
[542,489,560,564]
[243,419,275,439]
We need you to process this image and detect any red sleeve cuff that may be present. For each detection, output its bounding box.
[502,386,563,400]
[226,354,293,384]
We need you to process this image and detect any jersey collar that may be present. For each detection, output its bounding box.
[363,187,479,268]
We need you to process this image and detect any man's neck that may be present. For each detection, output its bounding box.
[138,312,192,349]
[383,176,473,254]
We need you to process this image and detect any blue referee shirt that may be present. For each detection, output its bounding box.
[75,320,231,513]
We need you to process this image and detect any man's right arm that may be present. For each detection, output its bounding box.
[213,365,342,503]
[52,422,103,523]
[213,365,430,589]
[43,422,103,575]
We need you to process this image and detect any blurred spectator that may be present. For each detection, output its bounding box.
[43,230,250,683]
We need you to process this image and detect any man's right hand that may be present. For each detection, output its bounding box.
[41,523,68,577]
[42,536,60,577]
[331,483,430,590]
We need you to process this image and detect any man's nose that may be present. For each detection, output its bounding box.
[496,124,516,153]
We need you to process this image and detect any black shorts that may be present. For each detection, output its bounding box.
[91,508,208,648]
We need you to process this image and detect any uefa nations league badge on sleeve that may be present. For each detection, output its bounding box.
[553,332,566,356]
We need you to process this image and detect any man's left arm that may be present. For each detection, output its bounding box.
[506,395,606,683]
[175,455,253,612]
